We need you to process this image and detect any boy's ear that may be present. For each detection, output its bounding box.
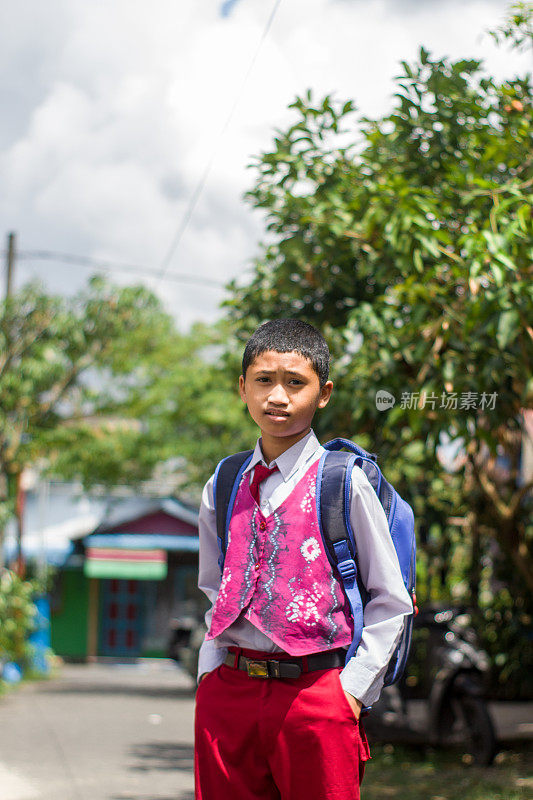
[318,380,333,409]
[238,374,246,403]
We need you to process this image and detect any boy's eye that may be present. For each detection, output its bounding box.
[254,376,304,385]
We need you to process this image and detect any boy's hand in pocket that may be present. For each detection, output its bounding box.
[344,691,363,720]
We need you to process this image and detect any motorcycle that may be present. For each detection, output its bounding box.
[364,606,497,765]
[167,616,207,682]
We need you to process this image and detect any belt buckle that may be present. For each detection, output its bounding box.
[246,659,269,678]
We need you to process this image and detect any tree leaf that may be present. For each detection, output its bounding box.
[496,310,520,349]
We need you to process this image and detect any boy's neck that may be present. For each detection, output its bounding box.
[259,427,312,465]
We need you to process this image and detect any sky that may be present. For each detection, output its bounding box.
[0,0,529,330]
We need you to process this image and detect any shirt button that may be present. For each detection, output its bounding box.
[254,563,260,571]
[259,521,266,530]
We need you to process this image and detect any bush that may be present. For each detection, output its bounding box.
[0,569,38,672]
[475,591,533,701]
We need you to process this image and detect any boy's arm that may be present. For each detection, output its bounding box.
[339,467,413,708]
[196,474,228,682]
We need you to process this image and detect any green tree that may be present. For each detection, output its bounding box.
[225,6,533,603]
[109,318,258,491]
[1,278,255,567]
[0,277,187,565]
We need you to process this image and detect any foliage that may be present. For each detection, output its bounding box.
[139,319,257,492]
[488,1,533,51]
[224,6,533,606]
[0,276,170,469]
[476,591,533,700]
[0,569,37,667]
[0,276,208,559]
[0,272,255,569]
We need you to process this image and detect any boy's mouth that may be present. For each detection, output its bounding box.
[265,409,290,418]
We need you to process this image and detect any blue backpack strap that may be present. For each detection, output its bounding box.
[325,437,378,462]
[321,438,417,687]
[213,450,253,573]
[316,449,365,663]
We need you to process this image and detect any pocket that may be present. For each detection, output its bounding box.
[358,719,371,763]
[332,668,360,724]
[196,665,219,692]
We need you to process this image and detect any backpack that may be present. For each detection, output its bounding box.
[213,437,417,687]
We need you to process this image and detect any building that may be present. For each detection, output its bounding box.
[50,496,206,659]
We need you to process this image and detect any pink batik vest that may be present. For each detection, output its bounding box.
[206,460,353,655]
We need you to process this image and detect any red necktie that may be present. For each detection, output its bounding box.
[249,464,279,505]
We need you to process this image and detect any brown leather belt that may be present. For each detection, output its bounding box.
[224,649,345,679]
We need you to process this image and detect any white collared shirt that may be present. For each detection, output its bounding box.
[197,429,413,706]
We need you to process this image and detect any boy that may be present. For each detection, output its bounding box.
[194,319,412,800]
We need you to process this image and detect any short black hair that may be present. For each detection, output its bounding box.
[242,319,330,387]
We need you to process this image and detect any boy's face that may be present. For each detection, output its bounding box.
[239,350,333,444]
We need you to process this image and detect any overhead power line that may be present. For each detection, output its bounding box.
[156,0,283,285]
[2,3,282,299]
[16,249,225,288]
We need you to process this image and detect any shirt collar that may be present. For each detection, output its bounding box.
[245,429,321,482]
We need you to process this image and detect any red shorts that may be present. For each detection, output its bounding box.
[194,649,370,800]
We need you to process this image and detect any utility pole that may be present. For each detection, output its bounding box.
[0,233,16,568]
[2,232,19,572]
[5,231,15,299]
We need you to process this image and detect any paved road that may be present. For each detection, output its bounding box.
[0,661,196,800]
[1,662,532,800]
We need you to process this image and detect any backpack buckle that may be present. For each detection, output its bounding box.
[338,558,356,581]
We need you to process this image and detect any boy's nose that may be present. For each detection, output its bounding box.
[268,383,289,404]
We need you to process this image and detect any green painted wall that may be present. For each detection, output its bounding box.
[51,568,90,658]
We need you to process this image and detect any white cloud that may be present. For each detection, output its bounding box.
[0,0,528,329]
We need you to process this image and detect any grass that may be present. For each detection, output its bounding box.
[362,742,533,800]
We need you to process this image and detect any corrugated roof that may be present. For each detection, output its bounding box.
[90,495,199,535]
